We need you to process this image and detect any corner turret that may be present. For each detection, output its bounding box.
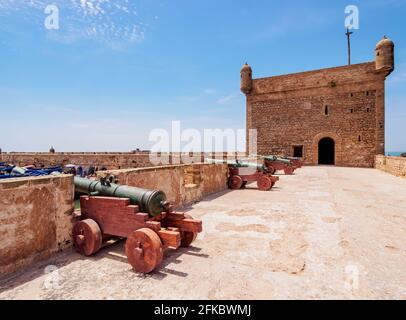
[240,63,252,94]
[375,35,394,75]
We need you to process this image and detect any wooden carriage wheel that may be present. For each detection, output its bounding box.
[228,175,243,189]
[72,219,102,256]
[284,166,294,175]
[180,214,198,247]
[257,175,273,191]
[125,228,163,273]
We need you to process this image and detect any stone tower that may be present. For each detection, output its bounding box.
[240,63,252,94]
[242,36,395,167]
[375,36,394,74]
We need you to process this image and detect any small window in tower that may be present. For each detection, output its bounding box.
[358,135,361,142]
[350,93,353,97]
[350,108,353,113]
[367,108,370,113]
[366,91,370,96]
[293,146,303,158]
[377,52,380,56]
[324,106,329,115]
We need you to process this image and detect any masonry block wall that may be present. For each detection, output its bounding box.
[0,152,154,169]
[375,155,406,178]
[241,37,394,167]
[0,163,227,278]
[0,175,74,278]
[0,152,246,170]
[97,163,228,208]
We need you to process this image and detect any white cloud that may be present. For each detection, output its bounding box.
[0,0,148,49]
[217,92,241,105]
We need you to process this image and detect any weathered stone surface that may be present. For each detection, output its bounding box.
[98,163,228,208]
[0,152,154,169]
[375,155,406,178]
[0,175,74,278]
[1,167,405,299]
[0,163,227,278]
[0,152,245,170]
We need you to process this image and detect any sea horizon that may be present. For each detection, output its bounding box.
[387,152,403,156]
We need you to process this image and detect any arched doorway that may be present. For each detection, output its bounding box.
[318,137,335,165]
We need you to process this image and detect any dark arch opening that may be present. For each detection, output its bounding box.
[318,137,335,165]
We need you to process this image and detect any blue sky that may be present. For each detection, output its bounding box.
[0,0,405,152]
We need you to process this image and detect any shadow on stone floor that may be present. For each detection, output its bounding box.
[181,185,283,212]
[181,189,233,211]
[97,240,209,280]
[0,237,210,294]
[150,245,209,279]
[0,248,83,294]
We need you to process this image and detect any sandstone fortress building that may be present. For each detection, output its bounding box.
[241,36,395,167]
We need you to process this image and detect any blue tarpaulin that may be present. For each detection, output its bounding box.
[0,166,62,179]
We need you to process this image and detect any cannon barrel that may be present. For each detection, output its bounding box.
[263,155,291,164]
[229,161,267,172]
[74,177,170,217]
[205,158,267,172]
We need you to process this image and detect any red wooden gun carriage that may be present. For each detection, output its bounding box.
[263,155,297,175]
[73,177,202,273]
[226,161,279,191]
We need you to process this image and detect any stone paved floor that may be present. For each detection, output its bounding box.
[1,166,405,299]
